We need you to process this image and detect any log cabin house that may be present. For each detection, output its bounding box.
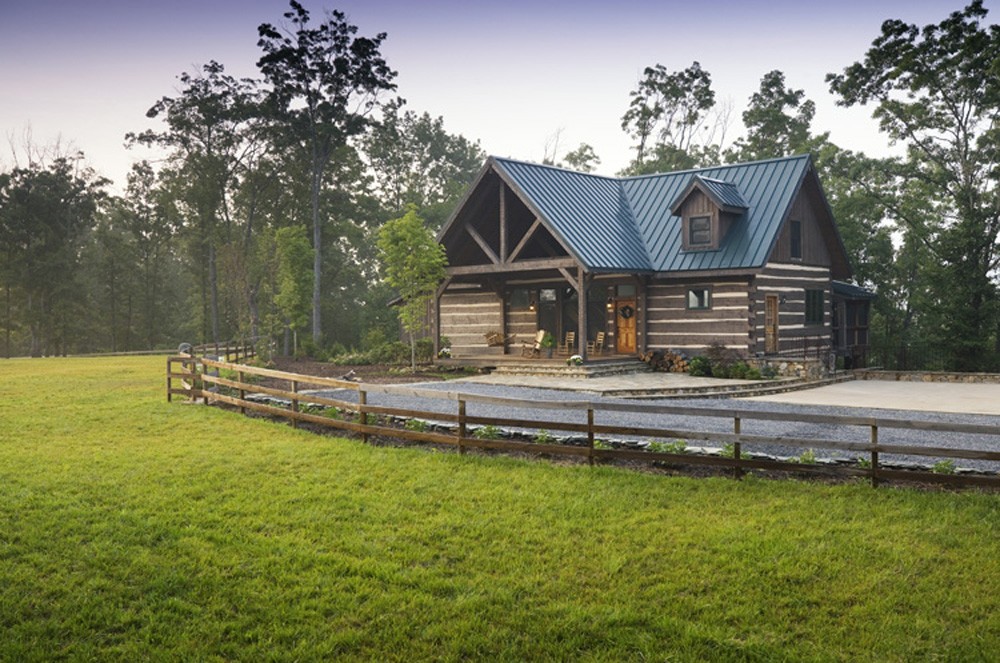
[433,154,873,368]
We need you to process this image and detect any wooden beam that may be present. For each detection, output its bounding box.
[499,186,508,262]
[507,217,542,263]
[559,267,580,292]
[579,269,591,361]
[465,225,500,265]
[446,257,580,276]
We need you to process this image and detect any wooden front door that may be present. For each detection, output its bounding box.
[615,298,637,354]
[765,295,779,354]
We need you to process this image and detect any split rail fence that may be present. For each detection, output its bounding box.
[166,355,1000,490]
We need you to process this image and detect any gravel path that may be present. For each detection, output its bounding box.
[301,381,1000,474]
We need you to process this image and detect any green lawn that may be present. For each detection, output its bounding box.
[1,356,998,661]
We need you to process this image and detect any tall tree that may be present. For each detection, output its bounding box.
[827,0,1000,371]
[620,62,725,174]
[257,0,396,346]
[128,61,260,344]
[562,143,601,173]
[728,70,825,162]
[363,98,484,228]
[376,207,447,370]
[0,154,107,355]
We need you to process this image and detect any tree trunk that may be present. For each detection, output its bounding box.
[209,242,220,344]
[311,163,323,346]
[409,329,416,371]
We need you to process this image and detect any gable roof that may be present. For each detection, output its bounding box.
[444,153,848,276]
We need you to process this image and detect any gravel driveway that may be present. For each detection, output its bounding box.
[307,381,1000,474]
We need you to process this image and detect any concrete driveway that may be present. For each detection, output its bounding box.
[744,380,1000,416]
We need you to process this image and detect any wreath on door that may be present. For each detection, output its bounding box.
[618,305,635,319]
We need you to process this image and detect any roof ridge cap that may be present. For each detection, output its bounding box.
[490,155,621,182]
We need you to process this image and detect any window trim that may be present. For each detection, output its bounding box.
[805,289,825,325]
[790,220,802,260]
[687,214,712,248]
[686,287,712,310]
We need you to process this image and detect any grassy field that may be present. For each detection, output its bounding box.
[0,355,998,661]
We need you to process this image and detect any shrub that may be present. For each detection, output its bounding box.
[533,430,555,445]
[798,449,817,464]
[404,419,429,433]
[704,341,746,379]
[648,439,686,454]
[473,425,501,440]
[361,328,388,352]
[932,459,956,474]
[688,356,712,377]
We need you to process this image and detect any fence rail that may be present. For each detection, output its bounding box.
[166,356,1000,490]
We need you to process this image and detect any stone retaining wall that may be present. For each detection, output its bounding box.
[753,356,832,380]
[856,370,1000,384]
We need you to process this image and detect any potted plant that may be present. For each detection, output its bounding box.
[566,354,583,366]
[541,332,555,358]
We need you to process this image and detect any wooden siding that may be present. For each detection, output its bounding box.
[752,263,831,356]
[440,290,504,357]
[770,180,833,266]
[645,278,752,352]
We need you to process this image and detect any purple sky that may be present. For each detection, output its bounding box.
[1,0,992,190]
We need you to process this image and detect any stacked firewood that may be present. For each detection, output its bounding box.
[639,349,690,373]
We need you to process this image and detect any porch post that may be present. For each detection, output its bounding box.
[433,276,452,362]
[636,275,648,355]
[579,269,590,361]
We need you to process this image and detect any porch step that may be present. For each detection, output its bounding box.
[491,359,652,379]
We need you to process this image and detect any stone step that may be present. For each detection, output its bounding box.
[492,359,651,379]
[612,371,857,400]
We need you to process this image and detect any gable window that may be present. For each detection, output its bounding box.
[688,215,712,247]
[805,289,825,325]
[687,288,711,310]
[790,220,802,260]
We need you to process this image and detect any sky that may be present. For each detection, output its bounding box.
[1,0,995,192]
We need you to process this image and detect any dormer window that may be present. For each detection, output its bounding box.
[671,175,749,253]
[688,215,712,246]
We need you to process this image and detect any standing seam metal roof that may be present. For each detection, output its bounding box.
[490,154,812,274]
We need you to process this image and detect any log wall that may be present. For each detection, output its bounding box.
[440,290,504,357]
[752,262,831,356]
[645,278,752,353]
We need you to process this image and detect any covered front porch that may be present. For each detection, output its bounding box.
[434,274,648,363]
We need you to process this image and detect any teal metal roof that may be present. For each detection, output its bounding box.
[697,176,749,210]
[485,154,815,274]
[493,158,652,272]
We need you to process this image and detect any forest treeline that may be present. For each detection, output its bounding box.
[1,1,998,371]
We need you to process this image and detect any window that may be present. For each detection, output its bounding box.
[687,288,711,310]
[805,289,825,325]
[688,215,712,247]
[790,220,802,259]
[510,288,531,310]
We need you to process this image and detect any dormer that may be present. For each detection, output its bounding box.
[670,175,748,251]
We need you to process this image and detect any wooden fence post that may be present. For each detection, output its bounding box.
[733,416,743,479]
[587,408,595,466]
[359,389,368,444]
[166,358,173,403]
[291,380,299,430]
[458,399,467,455]
[870,424,879,488]
[238,369,246,416]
